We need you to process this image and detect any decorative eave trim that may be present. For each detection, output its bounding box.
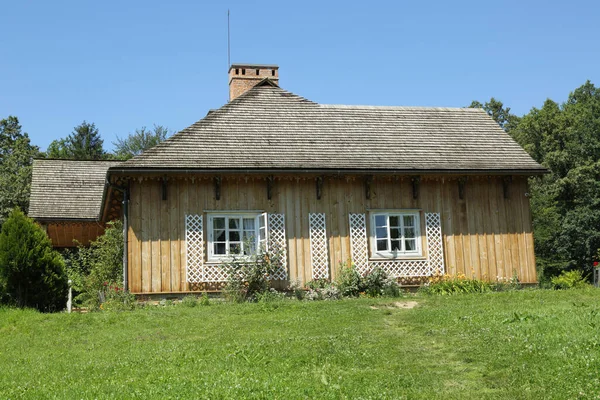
[108,167,548,176]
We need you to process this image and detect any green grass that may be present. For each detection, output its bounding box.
[1,290,600,399]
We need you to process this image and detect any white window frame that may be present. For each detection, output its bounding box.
[207,212,267,262]
[369,210,422,259]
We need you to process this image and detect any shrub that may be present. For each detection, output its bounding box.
[256,288,286,303]
[101,284,136,311]
[0,209,68,312]
[199,292,210,306]
[363,267,400,297]
[335,262,364,297]
[305,278,330,290]
[288,279,305,300]
[65,220,124,309]
[491,272,521,291]
[421,272,494,295]
[221,249,284,302]
[305,282,341,301]
[551,270,589,290]
[181,295,198,307]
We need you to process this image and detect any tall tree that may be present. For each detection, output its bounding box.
[469,98,521,133]
[45,121,106,160]
[0,116,39,224]
[112,125,170,160]
[511,81,600,278]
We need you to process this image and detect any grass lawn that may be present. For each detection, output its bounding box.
[1,289,600,399]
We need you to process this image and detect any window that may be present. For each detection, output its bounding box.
[207,213,267,261]
[369,211,421,258]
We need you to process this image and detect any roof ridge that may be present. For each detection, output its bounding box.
[33,158,123,163]
[319,104,484,111]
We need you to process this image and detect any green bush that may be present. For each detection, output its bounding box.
[101,284,136,311]
[199,292,210,306]
[335,262,364,297]
[65,220,124,310]
[305,283,341,301]
[363,267,400,297]
[221,249,284,302]
[420,273,494,295]
[551,270,589,290]
[181,295,198,307]
[0,209,68,312]
[288,279,305,300]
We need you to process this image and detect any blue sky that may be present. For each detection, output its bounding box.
[1,0,598,151]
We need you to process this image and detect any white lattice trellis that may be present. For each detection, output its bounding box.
[348,212,445,278]
[425,213,445,274]
[268,213,288,280]
[185,214,204,283]
[349,213,369,274]
[309,213,329,279]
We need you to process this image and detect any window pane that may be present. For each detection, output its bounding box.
[390,228,400,239]
[258,215,265,228]
[214,229,226,241]
[391,239,401,251]
[405,239,416,251]
[259,227,266,241]
[230,243,241,254]
[213,217,225,229]
[229,218,240,229]
[376,227,388,239]
[403,215,414,227]
[376,239,388,251]
[229,231,240,241]
[405,227,415,239]
[375,215,387,227]
[244,242,256,255]
[243,218,255,230]
[214,242,226,255]
[389,215,400,227]
[243,231,255,241]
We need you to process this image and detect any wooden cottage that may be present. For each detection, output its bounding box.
[30,64,546,294]
[29,159,122,247]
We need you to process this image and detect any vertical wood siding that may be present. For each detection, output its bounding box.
[127,175,537,293]
[46,222,106,248]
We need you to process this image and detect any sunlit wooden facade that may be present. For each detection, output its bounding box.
[117,173,537,294]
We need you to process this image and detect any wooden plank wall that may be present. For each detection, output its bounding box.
[46,222,106,247]
[127,175,537,293]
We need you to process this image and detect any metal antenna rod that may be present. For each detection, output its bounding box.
[227,9,231,68]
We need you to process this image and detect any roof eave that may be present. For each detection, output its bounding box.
[108,167,549,176]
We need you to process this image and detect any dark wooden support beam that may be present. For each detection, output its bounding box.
[458,177,467,200]
[503,175,512,199]
[365,175,373,200]
[267,175,274,200]
[214,176,221,201]
[161,177,168,201]
[316,176,323,200]
[411,176,420,199]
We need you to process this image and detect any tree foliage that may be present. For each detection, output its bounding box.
[469,98,521,133]
[0,116,39,224]
[65,220,123,309]
[46,121,106,160]
[510,81,600,278]
[112,125,170,160]
[0,209,68,311]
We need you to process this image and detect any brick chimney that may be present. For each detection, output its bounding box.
[228,64,279,101]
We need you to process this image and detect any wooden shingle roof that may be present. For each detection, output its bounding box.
[29,159,121,220]
[114,83,545,174]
